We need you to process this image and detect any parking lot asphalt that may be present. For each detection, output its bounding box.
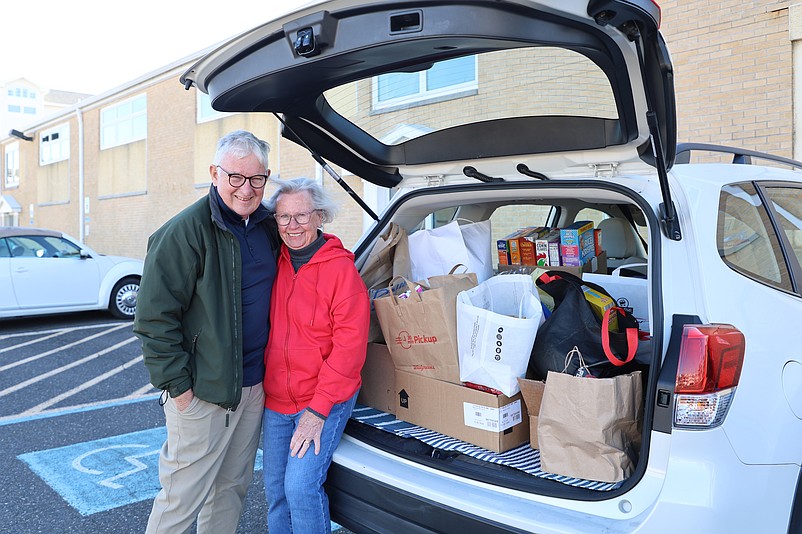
[0,312,348,533]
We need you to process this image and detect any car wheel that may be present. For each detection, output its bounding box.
[109,277,140,319]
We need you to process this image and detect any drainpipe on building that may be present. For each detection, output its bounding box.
[76,107,85,242]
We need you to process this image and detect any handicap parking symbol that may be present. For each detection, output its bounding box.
[18,427,263,516]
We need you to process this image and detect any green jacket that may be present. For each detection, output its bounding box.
[134,187,279,409]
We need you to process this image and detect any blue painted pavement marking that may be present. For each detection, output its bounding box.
[18,427,264,516]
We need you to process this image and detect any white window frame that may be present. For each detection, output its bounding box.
[100,94,147,150]
[372,55,478,111]
[196,91,228,123]
[40,124,70,165]
[4,142,20,188]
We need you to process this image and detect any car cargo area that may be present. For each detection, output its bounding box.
[347,184,657,498]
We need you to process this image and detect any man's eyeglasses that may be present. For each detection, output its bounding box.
[216,166,268,189]
[274,211,318,226]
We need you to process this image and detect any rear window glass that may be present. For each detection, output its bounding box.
[324,46,617,146]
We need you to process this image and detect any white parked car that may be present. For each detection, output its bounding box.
[0,227,142,320]
[183,0,802,532]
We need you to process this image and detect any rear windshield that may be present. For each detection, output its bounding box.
[324,46,617,145]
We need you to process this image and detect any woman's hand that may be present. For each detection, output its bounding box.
[290,409,325,458]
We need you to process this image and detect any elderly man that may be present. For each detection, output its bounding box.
[134,130,279,533]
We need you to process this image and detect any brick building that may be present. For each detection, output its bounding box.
[0,1,798,259]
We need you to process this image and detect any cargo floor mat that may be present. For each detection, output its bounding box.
[350,404,621,491]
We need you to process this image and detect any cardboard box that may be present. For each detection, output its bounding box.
[357,343,397,414]
[394,370,529,453]
[517,377,546,449]
[533,251,607,278]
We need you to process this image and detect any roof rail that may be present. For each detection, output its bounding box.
[675,143,802,170]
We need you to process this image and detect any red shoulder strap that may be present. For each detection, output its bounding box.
[601,307,639,366]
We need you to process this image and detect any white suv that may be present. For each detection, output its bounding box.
[183,1,802,532]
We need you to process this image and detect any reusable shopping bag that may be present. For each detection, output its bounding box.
[456,274,543,396]
[528,271,640,380]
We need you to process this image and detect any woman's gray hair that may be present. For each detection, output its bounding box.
[266,178,338,224]
[213,130,271,168]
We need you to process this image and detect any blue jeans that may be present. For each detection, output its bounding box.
[263,392,357,534]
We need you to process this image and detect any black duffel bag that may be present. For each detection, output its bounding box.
[528,270,640,380]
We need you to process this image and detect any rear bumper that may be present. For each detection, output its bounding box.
[326,461,527,534]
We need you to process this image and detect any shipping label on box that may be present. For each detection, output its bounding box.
[463,399,523,432]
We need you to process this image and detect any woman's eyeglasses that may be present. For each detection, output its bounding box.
[274,211,318,226]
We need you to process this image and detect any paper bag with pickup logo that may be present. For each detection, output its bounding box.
[374,269,477,384]
[537,355,643,483]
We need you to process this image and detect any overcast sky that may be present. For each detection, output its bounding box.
[2,0,315,95]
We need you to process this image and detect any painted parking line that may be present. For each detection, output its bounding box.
[18,427,264,516]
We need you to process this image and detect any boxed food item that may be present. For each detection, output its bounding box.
[517,377,546,449]
[394,369,529,453]
[497,229,526,266]
[535,229,561,267]
[518,227,551,266]
[581,285,618,331]
[358,343,397,414]
[594,228,603,256]
[560,221,595,266]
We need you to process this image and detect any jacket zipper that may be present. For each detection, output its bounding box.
[283,266,299,411]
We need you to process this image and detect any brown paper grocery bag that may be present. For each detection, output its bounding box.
[363,223,412,342]
[374,271,476,384]
[537,369,643,483]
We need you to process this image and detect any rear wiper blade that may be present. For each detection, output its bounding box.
[462,166,504,183]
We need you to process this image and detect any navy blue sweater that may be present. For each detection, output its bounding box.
[214,187,276,387]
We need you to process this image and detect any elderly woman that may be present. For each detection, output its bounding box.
[262,177,369,534]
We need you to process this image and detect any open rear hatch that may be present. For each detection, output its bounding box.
[182,0,679,235]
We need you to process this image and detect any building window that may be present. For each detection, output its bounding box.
[100,94,147,149]
[8,105,20,113]
[197,91,228,123]
[5,143,20,187]
[372,55,477,110]
[23,107,36,114]
[40,124,70,165]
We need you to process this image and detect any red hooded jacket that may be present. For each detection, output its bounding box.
[263,233,369,417]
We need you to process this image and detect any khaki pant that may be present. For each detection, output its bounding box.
[146,384,264,534]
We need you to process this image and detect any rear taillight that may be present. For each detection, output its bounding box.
[673,324,745,428]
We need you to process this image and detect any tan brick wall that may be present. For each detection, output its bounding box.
[660,1,793,158]
[2,3,798,259]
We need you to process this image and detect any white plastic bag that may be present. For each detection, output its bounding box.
[456,274,543,396]
[409,220,493,283]
[457,219,493,283]
[409,221,471,282]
